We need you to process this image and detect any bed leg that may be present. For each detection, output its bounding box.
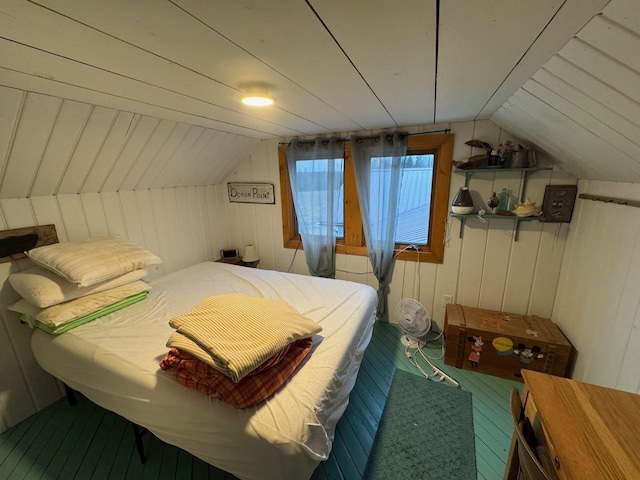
[131,423,148,464]
[63,383,77,407]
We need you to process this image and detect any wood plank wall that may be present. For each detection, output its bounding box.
[221,120,576,329]
[0,186,231,432]
[0,86,259,198]
[553,180,640,393]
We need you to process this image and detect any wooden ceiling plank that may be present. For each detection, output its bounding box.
[310,0,437,126]
[80,111,139,193]
[120,120,178,191]
[173,0,388,129]
[523,79,640,169]
[437,0,564,122]
[0,68,272,139]
[577,14,640,76]
[175,131,223,188]
[512,88,638,181]
[149,126,205,190]
[533,68,640,149]
[57,106,118,195]
[30,100,92,197]
[560,38,640,105]
[151,129,216,190]
[135,123,191,190]
[491,104,599,180]
[18,0,350,135]
[544,55,640,130]
[0,92,61,199]
[0,37,297,138]
[480,0,610,118]
[101,116,161,192]
[203,136,258,186]
[0,87,24,191]
[603,0,640,36]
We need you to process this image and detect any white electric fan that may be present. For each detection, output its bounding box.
[395,298,431,348]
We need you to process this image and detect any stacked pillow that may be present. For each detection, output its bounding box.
[160,293,321,408]
[8,236,162,335]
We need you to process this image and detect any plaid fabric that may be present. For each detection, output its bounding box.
[168,293,321,382]
[160,337,313,408]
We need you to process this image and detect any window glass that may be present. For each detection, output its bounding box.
[395,153,434,245]
[293,159,344,238]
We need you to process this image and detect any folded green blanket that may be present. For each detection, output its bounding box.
[21,291,149,335]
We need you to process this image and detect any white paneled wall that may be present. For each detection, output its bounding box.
[0,186,230,431]
[0,86,259,198]
[221,120,576,329]
[553,180,640,394]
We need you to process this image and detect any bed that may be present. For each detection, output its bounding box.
[30,261,377,480]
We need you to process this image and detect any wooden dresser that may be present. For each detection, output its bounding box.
[505,370,640,479]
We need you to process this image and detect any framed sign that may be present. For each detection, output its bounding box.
[227,182,276,204]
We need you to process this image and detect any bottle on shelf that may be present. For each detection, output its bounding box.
[496,188,512,214]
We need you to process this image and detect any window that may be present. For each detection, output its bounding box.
[279,133,453,263]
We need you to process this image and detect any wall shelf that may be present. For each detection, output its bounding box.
[450,213,543,241]
[454,164,553,202]
[452,164,553,241]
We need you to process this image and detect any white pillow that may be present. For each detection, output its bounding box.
[8,280,151,326]
[9,266,148,308]
[26,236,162,287]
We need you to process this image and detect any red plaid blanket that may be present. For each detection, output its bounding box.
[160,337,313,408]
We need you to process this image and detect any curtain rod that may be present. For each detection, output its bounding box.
[579,193,640,208]
[278,128,451,146]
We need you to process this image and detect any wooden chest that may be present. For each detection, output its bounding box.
[444,304,574,381]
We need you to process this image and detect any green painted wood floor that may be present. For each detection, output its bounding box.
[0,322,520,479]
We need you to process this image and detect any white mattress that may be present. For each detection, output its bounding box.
[31,262,377,480]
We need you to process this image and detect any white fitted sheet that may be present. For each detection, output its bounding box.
[31,262,377,480]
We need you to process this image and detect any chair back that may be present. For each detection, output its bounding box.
[510,389,553,480]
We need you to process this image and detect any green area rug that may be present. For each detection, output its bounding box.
[363,369,476,480]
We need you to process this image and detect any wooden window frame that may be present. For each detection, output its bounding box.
[279,133,453,263]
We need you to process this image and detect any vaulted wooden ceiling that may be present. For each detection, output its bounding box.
[2,0,638,193]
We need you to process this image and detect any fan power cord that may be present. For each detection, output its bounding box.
[405,345,460,388]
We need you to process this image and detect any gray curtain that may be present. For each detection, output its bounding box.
[351,132,408,320]
[287,137,344,278]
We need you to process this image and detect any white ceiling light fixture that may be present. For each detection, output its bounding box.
[240,85,274,107]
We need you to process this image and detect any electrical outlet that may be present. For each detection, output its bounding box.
[442,294,454,308]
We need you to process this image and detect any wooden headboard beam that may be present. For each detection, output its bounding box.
[0,224,58,263]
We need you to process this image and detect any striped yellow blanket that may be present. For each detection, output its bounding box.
[167,293,321,382]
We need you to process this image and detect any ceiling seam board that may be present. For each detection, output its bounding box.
[170,0,398,129]
[45,103,94,197]
[0,65,276,140]
[25,96,65,197]
[474,0,566,121]
[544,54,640,130]
[57,105,119,195]
[480,0,612,118]
[168,0,365,132]
[0,36,293,138]
[28,0,332,135]
[0,90,26,192]
[521,79,640,172]
[0,70,275,140]
[25,0,359,135]
[534,66,640,149]
[104,116,163,193]
[304,0,397,127]
[126,121,181,192]
[1,9,302,138]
